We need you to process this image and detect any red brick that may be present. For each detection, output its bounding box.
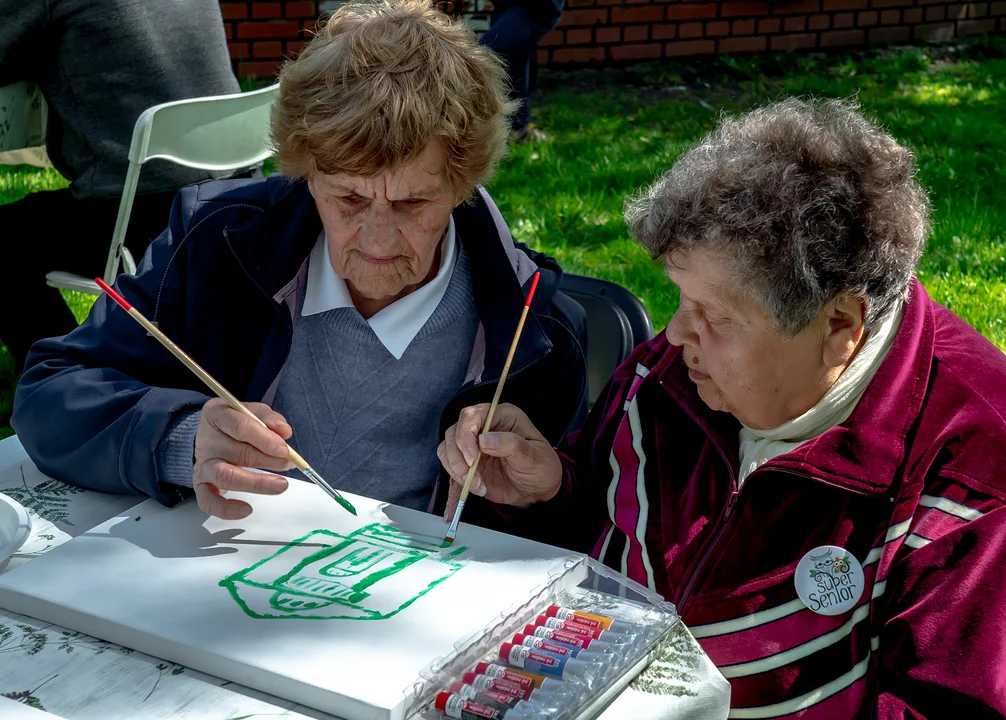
[653,22,677,37]
[733,18,756,32]
[868,25,912,40]
[946,4,968,18]
[224,23,234,39]
[228,42,249,59]
[871,0,912,7]
[680,21,705,36]
[237,60,282,77]
[925,6,946,20]
[785,15,807,29]
[253,40,283,56]
[559,9,609,25]
[720,35,768,50]
[914,20,955,37]
[567,27,594,42]
[820,27,865,43]
[834,12,855,26]
[759,17,782,30]
[551,46,607,62]
[284,1,317,18]
[809,13,832,27]
[968,2,989,16]
[221,3,249,20]
[667,3,717,18]
[610,42,662,59]
[537,49,550,64]
[707,19,730,33]
[237,21,301,38]
[721,2,770,16]
[596,0,621,5]
[626,0,651,5]
[567,0,598,5]
[773,0,820,14]
[880,9,901,23]
[858,10,879,24]
[252,3,282,19]
[993,1,1006,15]
[285,39,308,55]
[611,6,664,22]
[771,32,818,48]
[824,0,865,8]
[623,24,649,40]
[958,16,997,30]
[596,26,622,41]
[540,29,564,45]
[903,7,924,21]
[665,38,717,54]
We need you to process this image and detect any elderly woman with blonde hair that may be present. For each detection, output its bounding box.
[13,0,588,525]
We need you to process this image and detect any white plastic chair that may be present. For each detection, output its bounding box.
[46,83,279,295]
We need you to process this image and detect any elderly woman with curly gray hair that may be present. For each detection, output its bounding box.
[440,98,1006,717]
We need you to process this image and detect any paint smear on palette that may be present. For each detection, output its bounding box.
[220,523,468,620]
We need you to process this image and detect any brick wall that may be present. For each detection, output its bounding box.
[222,0,1005,77]
[222,1,320,78]
[539,0,1005,64]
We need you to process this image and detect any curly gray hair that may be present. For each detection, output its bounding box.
[625,97,930,335]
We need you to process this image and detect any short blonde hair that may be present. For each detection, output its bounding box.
[272,0,514,199]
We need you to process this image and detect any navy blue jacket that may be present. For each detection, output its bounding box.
[13,177,588,526]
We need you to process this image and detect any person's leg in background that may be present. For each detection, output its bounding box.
[0,187,176,371]
[480,0,565,141]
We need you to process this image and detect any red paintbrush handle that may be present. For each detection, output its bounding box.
[524,271,540,308]
[95,278,133,312]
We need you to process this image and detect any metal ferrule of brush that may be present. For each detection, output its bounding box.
[445,499,466,544]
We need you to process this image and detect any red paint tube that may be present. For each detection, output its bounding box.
[544,605,635,634]
[523,623,616,652]
[532,615,631,643]
[450,681,526,710]
[473,662,549,689]
[435,692,539,720]
[511,633,604,664]
[461,672,563,701]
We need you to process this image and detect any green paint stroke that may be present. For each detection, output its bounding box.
[220,523,468,620]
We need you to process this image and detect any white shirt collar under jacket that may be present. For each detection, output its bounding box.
[301,216,458,360]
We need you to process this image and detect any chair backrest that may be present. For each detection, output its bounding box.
[559,274,655,404]
[0,81,47,152]
[129,83,278,169]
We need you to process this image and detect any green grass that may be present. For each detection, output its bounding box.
[2,40,1005,437]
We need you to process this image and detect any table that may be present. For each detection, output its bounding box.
[0,435,730,720]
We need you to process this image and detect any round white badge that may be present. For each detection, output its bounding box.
[794,545,865,616]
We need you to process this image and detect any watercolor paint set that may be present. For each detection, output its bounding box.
[403,556,680,720]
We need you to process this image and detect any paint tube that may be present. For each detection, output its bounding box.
[461,672,564,702]
[544,605,636,634]
[434,691,540,720]
[510,633,605,663]
[522,623,616,652]
[472,663,562,693]
[532,615,633,644]
[449,681,529,710]
[499,642,592,682]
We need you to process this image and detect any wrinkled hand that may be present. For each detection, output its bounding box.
[193,398,294,519]
[437,403,562,521]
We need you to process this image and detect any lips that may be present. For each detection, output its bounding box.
[358,252,398,265]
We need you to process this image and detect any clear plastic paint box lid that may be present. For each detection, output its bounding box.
[403,556,680,720]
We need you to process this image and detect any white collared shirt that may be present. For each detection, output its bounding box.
[301,216,458,360]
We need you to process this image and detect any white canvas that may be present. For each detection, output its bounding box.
[0,480,578,720]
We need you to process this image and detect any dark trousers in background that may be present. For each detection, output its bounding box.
[0,188,177,371]
[480,0,565,130]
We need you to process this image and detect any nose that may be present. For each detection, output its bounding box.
[665,304,697,348]
[357,204,398,254]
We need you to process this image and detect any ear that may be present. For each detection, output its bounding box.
[822,294,866,369]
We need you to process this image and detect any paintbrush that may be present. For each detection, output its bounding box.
[95,278,357,516]
[443,271,540,546]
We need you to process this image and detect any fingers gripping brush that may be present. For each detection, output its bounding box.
[443,271,540,547]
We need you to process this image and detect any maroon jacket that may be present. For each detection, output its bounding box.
[529,280,1006,718]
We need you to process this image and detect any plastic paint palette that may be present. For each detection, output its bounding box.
[0,492,32,573]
